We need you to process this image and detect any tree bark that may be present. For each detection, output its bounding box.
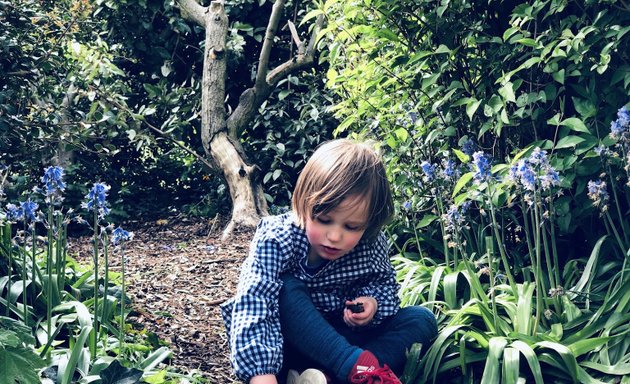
[177,0,323,240]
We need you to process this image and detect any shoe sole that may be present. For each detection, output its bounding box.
[287,369,300,384]
[298,368,327,384]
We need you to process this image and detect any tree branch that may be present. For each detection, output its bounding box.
[97,88,215,170]
[256,0,286,88]
[176,0,207,28]
[266,14,323,86]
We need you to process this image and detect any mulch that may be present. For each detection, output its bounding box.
[69,216,252,383]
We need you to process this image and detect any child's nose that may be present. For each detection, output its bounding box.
[327,227,342,242]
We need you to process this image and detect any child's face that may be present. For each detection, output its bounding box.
[305,194,368,264]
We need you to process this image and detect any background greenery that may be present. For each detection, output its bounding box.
[1,0,629,382]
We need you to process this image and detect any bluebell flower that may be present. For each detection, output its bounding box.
[441,158,460,180]
[517,160,536,191]
[594,145,610,157]
[461,139,476,156]
[41,166,66,197]
[408,111,419,124]
[20,200,39,222]
[112,226,132,245]
[539,168,560,190]
[5,203,22,222]
[420,161,436,182]
[402,201,412,210]
[610,105,629,141]
[472,152,492,183]
[83,182,111,218]
[617,105,629,127]
[442,203,468,235]
[610,121,624,140]
[587,179,609,212]
[509,148,560,193]
[528,147,547,165]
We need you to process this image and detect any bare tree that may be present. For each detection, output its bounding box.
[175,0,323,240]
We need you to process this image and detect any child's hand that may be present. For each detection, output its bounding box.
[249,374,278,384]
[343,296,377,327]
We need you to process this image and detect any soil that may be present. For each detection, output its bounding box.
[69,216,252,383]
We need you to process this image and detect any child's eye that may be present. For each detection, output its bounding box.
[316,217,331,224]
[346,224,363,231]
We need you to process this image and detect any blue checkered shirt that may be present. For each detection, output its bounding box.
[220,213,401,381]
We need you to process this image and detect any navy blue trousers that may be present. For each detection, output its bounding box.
[278,274,437,383]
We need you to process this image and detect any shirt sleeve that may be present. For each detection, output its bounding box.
[355,233,401,325]
[223,220,287,381]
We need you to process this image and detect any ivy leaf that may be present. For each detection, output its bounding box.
[100,360,143,384]
[499,82,516,103]
[0,345,46,384]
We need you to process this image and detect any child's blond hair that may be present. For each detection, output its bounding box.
[291,138,394,240]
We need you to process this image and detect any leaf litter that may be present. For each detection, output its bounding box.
[69,216,251,383]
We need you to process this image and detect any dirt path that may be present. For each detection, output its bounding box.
[71,217,251,382]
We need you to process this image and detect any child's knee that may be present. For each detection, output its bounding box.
[400,306,438,340]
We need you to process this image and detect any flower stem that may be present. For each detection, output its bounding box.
[488,199,518,296]
[119,242,126,350]
[91,209,99,360]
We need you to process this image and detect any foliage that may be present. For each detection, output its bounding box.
[245,71,338,207]
[0,167,195,382]
[0,0,223,220]
[0,317,45,384]
[317,0,630,382]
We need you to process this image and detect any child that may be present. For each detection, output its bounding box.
[221,139,438,384]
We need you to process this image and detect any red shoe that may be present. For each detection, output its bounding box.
[347,351,401,384]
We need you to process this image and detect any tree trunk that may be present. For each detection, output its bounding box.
[199,1,267,239]
[177,0,322,239]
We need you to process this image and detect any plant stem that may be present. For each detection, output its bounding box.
[102,234,109,331]
[411,222,427,267]
[22,223,28,326]
[488,199,518,296]
[119,242,126,350]
[607,168,630,245]
[46,207,53,341]
[91,209,99,360]
[435,197,450,267]
[485,235,499,334]
[548,199,561,288]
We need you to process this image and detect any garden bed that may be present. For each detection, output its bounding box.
[69,216,251,383]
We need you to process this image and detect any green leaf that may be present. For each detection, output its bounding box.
[452,148,469,163]
[560,117,590,133]
[278,89,291,100]
[466,99,481,120]
[394,128,409,142]
[502,347,520,384]
[555,135,585,149]
[481,337,508,384]
[417,214,438,228]
[535,341,578,382]
[139,347,172,370]
[61,325,92,384]
[567,235,606,300]
[511,340,544,384]
[452,172,474,197]
[0,345,45,384]
[499,82,516,103]
[100,360,143,384]
[552,69,565,84]
[516,38,539,48]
